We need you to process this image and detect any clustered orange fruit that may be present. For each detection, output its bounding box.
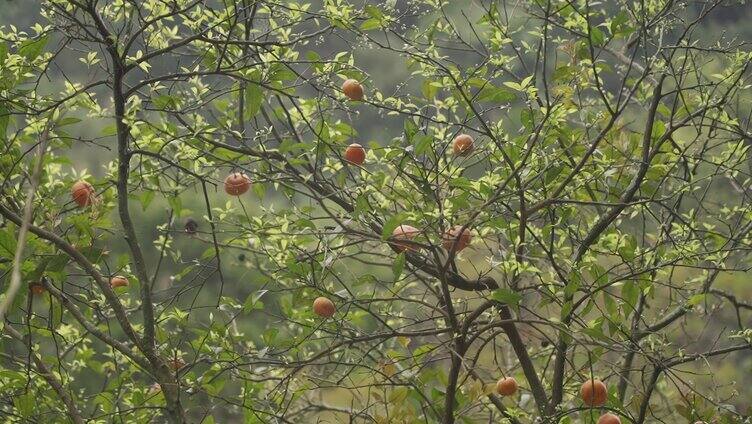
[313,296,336,318]
[71,180,95,207]
[342,79,364,101]
[110,275,129,288]
[344,143,366,165]
[224,172,252,196]
[495,376,518,396]
[387,224,475,253]
[337,82,478,168]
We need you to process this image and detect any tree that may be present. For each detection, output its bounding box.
[0,0,751,422]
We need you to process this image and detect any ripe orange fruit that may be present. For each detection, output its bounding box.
[313,297,335,318]
[442,225,473,252]
[342,79,364,101]
[495,377,518,396]
[452,134,474,156]
[71,180,95,207]
[390,224,420,252]
[344,143,366,165]
[29,282,45,295]
[581,378,608,406]
[110,275,129,288]
[597,413,620,424]
[224,172,252,196]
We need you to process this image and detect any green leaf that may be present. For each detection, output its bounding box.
[621,280,639,311]
[449,177,473,190]
[360,18,382,31]
[153,95,179,110]
[688,294,706,306]
[603,291,618,316]
[564,279,580,297]
[18,35,48,60]
[520,109,536,130]
[244,83,263,118]
[421,80,441,100]
[561,301,573,320]
[253,182,265,199]
[590,27,605,46]
[477,85,515,103]
[243,290,267,312]
[140,191,155,211]
[0,226,16,255]
[381,214,407,240]
[414,134,433,155]
[392,252,405,281]
[404,118,418,142]
[0,102,9,142]
[13,392,34,417]
[56,117,81,127]
[364,5,384,20]
[491,288,522,306]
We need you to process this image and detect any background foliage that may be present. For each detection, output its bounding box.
[0,0,751,423]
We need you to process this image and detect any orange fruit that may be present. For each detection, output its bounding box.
[110,275,129,288]
[71,180,95,207]
[495,377,518,396]
[184,218,198,235]
[390,224,420,252]
[597,413,620,424]
[169,357,185,371]
[148,383,161,395]
[342,79,364,101]
[313,297,335,318]
[29,282,45,295]
[442,225,473,252]
[452,134,474,156]
[224,172,252,196]
[344,143,366,165]
[581,378,608,406]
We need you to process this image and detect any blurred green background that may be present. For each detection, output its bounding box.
[1,0,751,419]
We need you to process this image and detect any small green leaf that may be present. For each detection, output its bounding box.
[491,288,522,306]
[360,18,382,31]
[393,252,405,281]
[0,226,16,255]
[14,392,34,417]
[621,281,638,310]
[688,294,706,306]
[0,103,9,142]
[244,83,263,118]
[140,191,155,211]
[414,134,433,155]
[365,5,384,20]
[404,118,418,142]
[590,27,605,46]
[381,214,407,240]
[18,35,48,60]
